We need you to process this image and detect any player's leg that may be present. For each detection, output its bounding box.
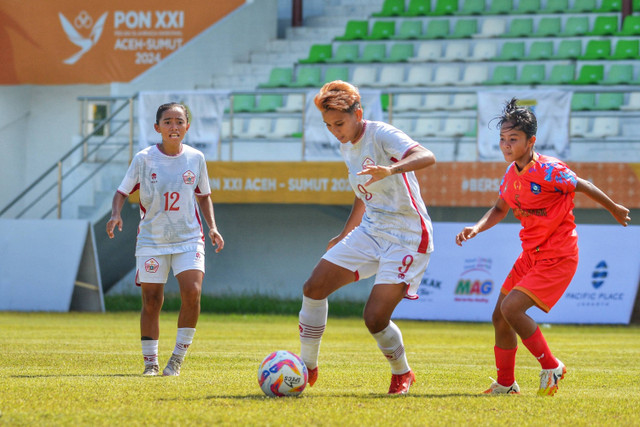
[484,292,520,394]
[140,282,165,376]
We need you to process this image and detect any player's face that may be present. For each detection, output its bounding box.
[499,123,535,167]
[321,108,364,144]
[154,107,190,144]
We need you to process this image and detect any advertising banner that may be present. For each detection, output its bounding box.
[0,0,243,84]
[393,223,640,324]
[477,90,572,161]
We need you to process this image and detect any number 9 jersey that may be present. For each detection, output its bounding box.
[117,144,211,256]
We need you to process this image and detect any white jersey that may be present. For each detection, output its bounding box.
[340,120,433,254]
[117,144,211,256]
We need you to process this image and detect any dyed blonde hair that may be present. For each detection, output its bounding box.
[314,80,361,113]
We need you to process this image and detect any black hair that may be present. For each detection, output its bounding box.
[493,97,537,139]
[155,102,189,125]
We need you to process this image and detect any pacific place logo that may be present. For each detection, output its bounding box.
[592,260,607,289]
[59,11,108,64]
[454,257,493,303]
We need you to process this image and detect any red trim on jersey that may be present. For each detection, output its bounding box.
[404,283,419,300]
[194,206,205,242]
[135,270,141,287]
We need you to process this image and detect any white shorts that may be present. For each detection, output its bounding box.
[135,251,205,285]
[322,227,431,299]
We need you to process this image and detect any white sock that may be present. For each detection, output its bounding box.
[141,340,159,366]
[173,328,196,360]
[372,321,410,375]
[298,296,328,370]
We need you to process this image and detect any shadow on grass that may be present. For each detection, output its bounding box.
[157,391,483,402]
[11,374,141,378]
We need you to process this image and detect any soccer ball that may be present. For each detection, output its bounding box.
[258,350,308,397]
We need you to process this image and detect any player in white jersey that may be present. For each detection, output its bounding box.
[298,80,436,394]
[106,103,224,377]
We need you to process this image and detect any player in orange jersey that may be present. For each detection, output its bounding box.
[455,98,630,396]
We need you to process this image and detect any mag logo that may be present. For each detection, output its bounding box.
[454,257,494,303]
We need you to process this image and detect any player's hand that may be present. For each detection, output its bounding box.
[357,165,392,186]
[455,226,478,246]
[612,203,631,227]
[209,228,225,253]
[106,216,122,239]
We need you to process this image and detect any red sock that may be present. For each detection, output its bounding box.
[494,346,517,386]
[521,326,558,369]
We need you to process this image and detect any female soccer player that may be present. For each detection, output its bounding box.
[456,98,630,396]
[298,80,436,394]
[106,102,224,376]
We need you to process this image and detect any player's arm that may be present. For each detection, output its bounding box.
[575,177,630,226]
[357,145,436,186]
[197,194,224,252]
[327,196,366,250]
[106,192,127,238]
[455,197,510,246]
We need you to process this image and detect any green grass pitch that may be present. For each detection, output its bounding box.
[1,311,639,425]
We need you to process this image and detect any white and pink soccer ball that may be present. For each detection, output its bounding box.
[258,350,308,397]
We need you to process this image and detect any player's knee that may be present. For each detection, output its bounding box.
[142,292,163,313]
[181,283,201,305]
[363,311,386,333]
[302,278,326,299]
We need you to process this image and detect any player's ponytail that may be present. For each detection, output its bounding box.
[494,97,537,139]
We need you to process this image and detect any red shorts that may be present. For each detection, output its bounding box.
[501,251,579,313]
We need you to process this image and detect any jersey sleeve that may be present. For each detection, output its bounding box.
[117,154,141,196]
[378,123,420,161]
[195,154,211,196]
[541,160,577,194]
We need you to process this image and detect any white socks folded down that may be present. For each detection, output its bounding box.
[298,296,328,370]
[141,327,196,366]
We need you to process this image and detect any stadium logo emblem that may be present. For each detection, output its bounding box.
[530,182,541,194]
[183,170,195,185]
[144,258,159,273]
[591,260,608,289]
[59,11,108,65]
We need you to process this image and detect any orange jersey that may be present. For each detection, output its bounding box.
[499,153,578,258]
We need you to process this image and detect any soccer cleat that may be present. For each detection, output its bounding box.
[143,364,159,376]
[483,378,520,395]
[307,367,318,387]
[388,370,416,395]
[538,359,566,396]
[162,354,183,376]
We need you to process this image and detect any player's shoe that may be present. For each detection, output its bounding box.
[483,378,520,395]
[142,364,159,376]
[537,359,566,396]
[162,354,183,376]
[388,370,416,395]
[307,367,318,387]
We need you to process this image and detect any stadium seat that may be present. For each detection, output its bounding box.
[254,94,283,112]
[422,20,450,39]
[408,43,442,62]
[430,0,458,16]
[392,118,415,133]
[365,21,396,40]
[290,68,322,87]
[372,0,405,17]
[547,64,576,84]
[270,118,302,138]
[560,17,589,36]
[596,0,622,12]
[400,66,432,86]
[617,16,640,36]
[488,0,513,14]
[428,65,461,85]
[326,44,359,63]
[457,64,490,85]
[612,41,639,60]
[335,20,369,41]
[381,93,390,111]
[543,0,568,13]
[442,42,469,61]
[413,118,441,136]
[456,0,486,15]
[238,117,271,138]
[383,43,415,62]
[276,95,304,113]
[436,118,472,137]
[495,42,525,61]
[323,66,349,83]
[485,65,517,84]
[448,19,478,38]
[516,0,541,14]
[535,17,562,37]
[299,44,332,64]
[570,117,589,138]
[620,92,640,110]
[394,94,424,111]
[571,93,596,110]
[403,0,431,16]
[373,66,405,87]
[517,64,546,85]
[502,18,534,38]
[351,66,378,86]
[602,64,634,85]
[526,41,554,60]
[468,41,498,61]
[355,44,387,62]
[554,40,582,60]
[448,93,477,110]
[588,16,618,36]
[422,93,451,110]
[569,0,596,12]
[594,93,624,110]
[584,117,620,138]
[473,18,507,38]
[391,20,423,39]
[580,40,611,60]
[572,65,605,85]
[229,94,255,113]
[259,67,293,88]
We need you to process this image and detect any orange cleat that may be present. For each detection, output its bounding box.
[307,367,318,387]
[388,370,416,395]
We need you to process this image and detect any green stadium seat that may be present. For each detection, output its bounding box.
[335,20,368,41]
[516,0,541,14]
[602,64,634,85]
[258,67,293,88]
[588,16,618,36]
[542,0,568,13]
[290,68,322,88]
[421,20,450,39]
[535,17,561,37]
[447,19,477,38]
[572,65,605,85]
[403,0,431,16]
[372,0,405,17]
[594,93,624,110]
[547,64,576,84]
[456,0,486,15]
[355,43,387,62]
[526,41,554,60]
[617,16,640,36]
[554,40,582,59]
[485,65,517,84]
[596,0,622,12]
[495,41,525,61]
[383,43,415,62]
[571,93,596,110]
[323,66,349,83]
[228,94,255,113]
[517,64,546,85]
[430,0,458,15]
[503,18,534,37]
[580,40,611,60]
[610,39,639,60]
[326,44,359,63]
[569,0,596,12]
[365,21,395,40]
[381,93,390,111]
[254,94,283,112]
[560,17,589,36]
[299,44,332,64]
[391,20,423,39]
[488,0,513,14]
